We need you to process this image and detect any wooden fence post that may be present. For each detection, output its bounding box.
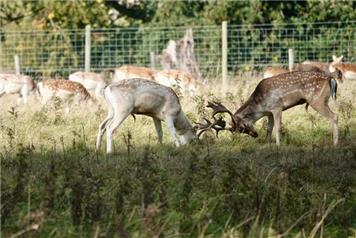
[85,25,91,72]
[150,52,155,69]
[222,21,228,86]
[14,55,20,75]
[288,48,294,71]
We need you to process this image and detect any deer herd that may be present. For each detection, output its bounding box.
[0,55,354,153]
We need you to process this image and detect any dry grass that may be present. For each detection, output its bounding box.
[1,75,356,237]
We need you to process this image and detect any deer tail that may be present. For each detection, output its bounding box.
[330,78,337,100]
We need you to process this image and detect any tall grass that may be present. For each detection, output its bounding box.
[1,76,356,237]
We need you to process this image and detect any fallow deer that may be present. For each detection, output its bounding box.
[329,55,356,81]
[69,71,107,98]
[200,71,341,145]
[263,62,330,79]
[37,79,92,107]
[113,65,201,96]
[154,69,202,96]
[96,78,196,154]
[113,65,156,82]
[263,67,288,78]
[0,73,36,104]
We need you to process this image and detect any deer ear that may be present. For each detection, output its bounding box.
[338,55,344,62]
[332,55,337,61]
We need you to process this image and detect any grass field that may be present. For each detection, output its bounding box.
[1,75,356,237]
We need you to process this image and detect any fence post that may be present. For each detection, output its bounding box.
[85,25,91,72]
[150,52,155,69]
[14,55,20,75]
[288,48,294,71]
[222,21,228,86]
[0,42,2,72]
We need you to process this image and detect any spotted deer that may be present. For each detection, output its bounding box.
[301,61,330,72]
[96,78,196,154]
[263,67,289,78]
[37,79,92,107]
[200,71,341,145]
[113,65,201,96]
[329,55,356,81]
[69,71,107,98]
[113,65,156,81]
[154,69,202,96]
[0,73,36,104]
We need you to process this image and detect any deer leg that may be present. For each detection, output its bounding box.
[96,115,114,152]
[20,85,28,104]
[153,118,163,144]
[266,114,274,143]
[165,116,181,147]
[310,102,338,145]
[272,110,282,146]
[106,111,130,154]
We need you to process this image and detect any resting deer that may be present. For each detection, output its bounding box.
[329,55,356,81]
[263,67,289,78]
[0,73,36,104]
[301,61,329,72]
[37,79,92,108]
[200,71,341,145]
[154,69,202,96]
[113,65,156,81]
[69,71,107,98]
[263,63,326,79]
[96,78,196,154]
[113,65,201,96]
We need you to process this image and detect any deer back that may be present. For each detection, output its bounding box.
[114,65,156,82]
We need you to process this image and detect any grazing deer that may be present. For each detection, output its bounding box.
[200,71,340,145]
[0,73,36,104]
[263,67,289,78]
[329,55,356,81]
[69,71,107,98]
[96,78,196,154]
[113,65,156,81]
[37,79,92,107]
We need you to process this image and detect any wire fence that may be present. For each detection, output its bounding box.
[0,21,355,79]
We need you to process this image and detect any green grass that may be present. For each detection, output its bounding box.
[1,76,356,237]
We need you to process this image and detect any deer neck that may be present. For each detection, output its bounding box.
[174,110,193,134]
[233,98,264,125]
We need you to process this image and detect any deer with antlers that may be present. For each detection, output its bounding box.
[96,78,196,154]
[0,73,37,104]
[199,71,341,145]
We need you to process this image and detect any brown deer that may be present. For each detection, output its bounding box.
[37,79,92,107]
[69,71,107,99]
[96,78,196,154]
[113,65,202,96]
[301,61,330,72]
[0,73,36,104]
[200,71,340,145]
[263,67,288,78]
[329,55,356,81]
[113,65,156,81]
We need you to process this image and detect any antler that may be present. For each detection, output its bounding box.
[195,116,227,139]
[207,101,234,117]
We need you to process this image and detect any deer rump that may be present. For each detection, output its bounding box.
[198,71,339,145]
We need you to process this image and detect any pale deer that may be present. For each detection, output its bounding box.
[113,65,201,96]
[154,69,202,96]
[329,55,356,81]
[69,71,106,98]
[113,65,156,82]
[200,71,341,145]
[96,78,196,154]
[263,67,288,78]
[37,79,92,107]
[302,61,329,72]
[0,73,36,104]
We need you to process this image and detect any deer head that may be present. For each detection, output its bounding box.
[195,101,258,138]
